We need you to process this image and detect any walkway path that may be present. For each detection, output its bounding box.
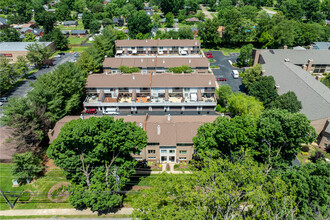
[0,208,133,216]
[200,4,214,20]
[261,7,277,15]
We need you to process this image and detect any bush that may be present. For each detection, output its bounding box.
[168,65,193,73]
[118,65,140,73]
[309,151,325,163]
[174,164,179,169]
[208,59,216,63]
[301,146,309,152]
[216,104,221,112]
[12,152,44,183]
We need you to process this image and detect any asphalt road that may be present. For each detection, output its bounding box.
[208,51,246,93]
[0,53,76,118]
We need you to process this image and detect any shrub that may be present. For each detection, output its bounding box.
[309,151,325,163]
[118,65,140,73]
[174,164,179,169]
[168,65,193,73]
[12,152,44,183]
[301,146,309,152]
[216,104,221,112]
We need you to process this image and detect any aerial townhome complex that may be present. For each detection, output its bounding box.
[83,39,217,115]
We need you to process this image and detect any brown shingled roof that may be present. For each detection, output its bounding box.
[85,73,216,88]
[49,115,218,146]
[103,57,208,68]
[115,39,201,47]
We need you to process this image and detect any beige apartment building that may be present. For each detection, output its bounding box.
[115,39,201,56]
[49,115,219,163]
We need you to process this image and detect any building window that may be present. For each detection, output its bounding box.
[148,150,156,154]
[179,150,187,154]
[135,157,143,160]
[184,88,190,91]
[161,150,167,153]
[148,157,156,159]
[169,150,175,153]
[148,142,159,146]
[177,143,193,146]
[179,157,186,160]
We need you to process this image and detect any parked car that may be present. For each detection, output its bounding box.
[58,52,65,55]
[42,65,49,68]
[0,97,8,102]
[217,77,227,81]
[85,109,97,114]
[103,110,119,115]
[206,55,213,58]
[205,52,212,56]
[54,55,61,58]
[0,102,3,106]
[27,75,37,80]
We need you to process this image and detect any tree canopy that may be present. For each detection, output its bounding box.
[227,92,265,118]
[12,152,44,183]
[127,10,152,38]
[48,116,147,212]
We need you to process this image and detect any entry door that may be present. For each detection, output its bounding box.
[160,147,176,163]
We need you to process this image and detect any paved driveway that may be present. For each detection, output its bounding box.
[0,53,75,118]
[208,51,246,93]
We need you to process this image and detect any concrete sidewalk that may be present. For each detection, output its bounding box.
[0,208,133,216]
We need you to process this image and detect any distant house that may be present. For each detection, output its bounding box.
[61,30,70,35]
[122,29,129,34]
[191,28,199,36]
[63,21,78,26]
[20,27,33,35]
[112,18,124,26]
[146,10,154,16]
[33,28,44,37]
[144,6,153,11]
[77,13,83,19]
[312,42,330,50]
[160,18,179,23]
[71,30,88,36]
[185,17,200,23]
[47,9,56,13]
[0,17,7,25]
[325,19,330,25]
[217,26,225,37]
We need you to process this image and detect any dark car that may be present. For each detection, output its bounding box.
[58,52,65,55]
[85,109,97,114]
[27,75,36,80]
[42,65,49,68]
[217,77,227,81]
[0,97,8,102]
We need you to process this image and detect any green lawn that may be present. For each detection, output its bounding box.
[53,46,90,56]
[58,21,84,30]
[68,37,88,45]
[0,163,72,210]
[178,23,196,28]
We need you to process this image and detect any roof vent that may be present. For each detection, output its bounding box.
[133,75,135,80]
[105,72,108,75]
[163,59,165,64]
[275,84,280,91]
[141,58,143,62]
[80,114,84,120]
[209,80,211,85]
[284,58,290,62]
[152,58,154,62]
[195,41,197,45]
[157,125,161,135]
[146,40,148,43]
[189,59,191,63]
[168,114,171,121]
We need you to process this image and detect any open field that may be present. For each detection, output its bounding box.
[68,37,87,45]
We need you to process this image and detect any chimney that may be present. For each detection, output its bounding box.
[163,59,165,63]
[307,59,313,72]
[167,114,171,121]
[132,75,135,80]
[195,41,197,45]
[275,84,280,91]
[283,45,288,49]
[309,45,313,50]
[189,59,191,64]
[302,65,307,71]
[80,114,84,120]
[105,71,108,75]
[284,58,290,62]
[146,40,148,43]
[89,71,93,75]
[261,69,266,76]
[157,125,161,135]
[209,80,211,85]
[141,58,143,62]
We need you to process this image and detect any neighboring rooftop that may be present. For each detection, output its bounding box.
[116,39,201,47]
[71,30,88,34]
[257,49,330,121]
[0,42,53,52]
[0,17,7,25]
[312,42,330,50]
[49,115,218,145]
[86,73,216,88]
[103,57,208,68]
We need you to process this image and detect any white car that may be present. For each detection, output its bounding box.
[103,110,119,115]
[54,55,61,58]
[0,102,3,106]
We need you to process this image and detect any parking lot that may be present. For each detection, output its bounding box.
[207,51,246,93]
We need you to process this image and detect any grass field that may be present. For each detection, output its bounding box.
[203,47,241,56]
[0,163,72,210]
[58,21,84,31]
[53,46,89,56]
[68,37,87,45]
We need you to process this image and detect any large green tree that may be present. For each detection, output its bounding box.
[133,154,297,219]
[215,84,233,107]
[271,91,302,113]
[248,76,278,108]
[56,3,71,21]
[197,18,221,47]
[237,43,254,67]
[26,43,52,67]
[12,152,44,183]
[227,92,265,118]
[160,0,184,15]
[0,27,21,42]
[48,116,147,212]
[241,64,263,90]
[281,162,330,218]
[127,10,152,38]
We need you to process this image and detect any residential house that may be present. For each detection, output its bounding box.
[146,10,154,16]
[20,27,33,35]
[77,13,83,19]
[112,18,124,26]
[185,17,200,23]
[115,39,201,56]
[144,6,153,11]
[318,120,330,148]
[49,114,219,163]
[71,30,88,36]
[84,73,216,114]
[33,28,44,37]
[63,21,78,26]
[61,30,70,35]
[0,17,7,25]
[312,42,330,50]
